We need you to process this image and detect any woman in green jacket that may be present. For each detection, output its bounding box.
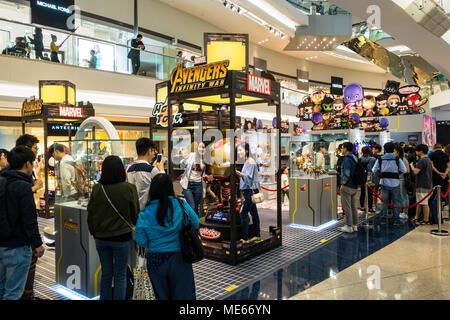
[87,156,140,300]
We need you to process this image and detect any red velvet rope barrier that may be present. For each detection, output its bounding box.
[441,182,450,198]
[368,185,435,209]
[260,185,290,192]
[173,175,182,182]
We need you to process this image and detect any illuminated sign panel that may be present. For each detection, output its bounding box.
[169,60,229,94]
[22,99,43,117]
[31,0,75,32]
[247,74,271,95]
[59,106,83,118]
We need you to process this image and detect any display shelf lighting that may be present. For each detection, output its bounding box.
[51,285,99,300]
[289,220,338,232]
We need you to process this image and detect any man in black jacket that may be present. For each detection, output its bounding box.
[27,28,44,60]
[0,146,45,300]
[128,34,145,75]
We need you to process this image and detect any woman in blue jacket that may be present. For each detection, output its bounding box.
[235,142,261,243]
[134,173,199,300]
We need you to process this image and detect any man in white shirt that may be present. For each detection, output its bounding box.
[53,144,76,198]
[127,138,165,210]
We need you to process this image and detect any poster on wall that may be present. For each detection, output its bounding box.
[31,0,76,32]
[297,81,428,132]
[422,115,436,146]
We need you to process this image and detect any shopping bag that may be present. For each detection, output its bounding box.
[132,254,155,300]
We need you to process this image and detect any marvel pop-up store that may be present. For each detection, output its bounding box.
[159,58,283,266]
[21,80,95,218]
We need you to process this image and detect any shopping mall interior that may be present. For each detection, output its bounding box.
[0,0,449,304]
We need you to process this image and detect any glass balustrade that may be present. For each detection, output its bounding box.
[286,0,350,16]
[0,17,184,80]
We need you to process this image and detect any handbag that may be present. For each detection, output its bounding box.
[178,199,204,264]
[101,184,135,231]
[132,247,155,300]
[251,190,265,204]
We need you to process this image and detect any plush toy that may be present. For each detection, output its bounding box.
[343,83,364,105]
[321,96,334,113]
[312,112,324,130]
[406,93,427,113]
[363,95,376,117]
[333,99,345,116]
[383,80,400,96]
[387,94,400,115]
[349,113,360,129]
[397,103,409,115]
[376,94,389,116]
[379,118,389,130]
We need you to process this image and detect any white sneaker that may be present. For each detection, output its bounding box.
[399,212,408,219]
[338,225,354,233]
[352,225,358,232]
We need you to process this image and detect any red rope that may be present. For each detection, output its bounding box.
[441,181,450,198]
[261,185,290,192]
[173,175,182,182]
[368,185,434,209]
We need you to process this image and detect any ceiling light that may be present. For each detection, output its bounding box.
[246,0,297,31]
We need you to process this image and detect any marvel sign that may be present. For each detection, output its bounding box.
[247,74,271,95]
[59,106,83,118]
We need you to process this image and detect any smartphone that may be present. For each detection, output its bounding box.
[156,154,162,163]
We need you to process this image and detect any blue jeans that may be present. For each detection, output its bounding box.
[0,246,32,300]
[95,239,130,300]
[183,181,203,215]
[147,252,196,300]
[380,185,401,219]
[240,189,261,240]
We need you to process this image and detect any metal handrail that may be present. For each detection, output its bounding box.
[0,17,185,62]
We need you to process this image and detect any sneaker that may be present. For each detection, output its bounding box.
[352,225,358,232]
[338,225,354,233]
[399,212,408,219]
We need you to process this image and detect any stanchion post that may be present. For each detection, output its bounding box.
[431,185,449,236]
[362,175,369,228]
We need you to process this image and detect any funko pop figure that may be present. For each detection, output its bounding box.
[387,94,400,115]
[363,95,376,117]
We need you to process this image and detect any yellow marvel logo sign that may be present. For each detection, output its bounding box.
[170,60,229,94]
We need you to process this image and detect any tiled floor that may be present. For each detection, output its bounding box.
[34,202,348,300]
[291,222,450,300]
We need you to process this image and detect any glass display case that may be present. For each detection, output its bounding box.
[53,139,137,207]
[53,139,138,298]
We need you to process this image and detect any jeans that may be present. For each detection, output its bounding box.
[399,180,409,212]
[0,246,32,300]
[95,239,130,300]
[147,252,196,300]
[341,185,358,226]
[240,189,261,240]
[183,181,203,215]
[21,251,37,299]
[380,185,401,219]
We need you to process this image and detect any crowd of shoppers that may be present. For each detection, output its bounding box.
[337,140,450,233]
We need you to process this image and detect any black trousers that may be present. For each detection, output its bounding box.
[130,56,140,75]
[51,52,60,63]
[35,50,44,60]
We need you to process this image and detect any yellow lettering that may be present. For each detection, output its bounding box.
[187,68,194,83]
[170,64,183,93]
[193,67,201,82]
[182,68,189,84]
[219,60,229,78]
[200,65,207,82]
[212,63,221,80]
[206,64,214,81]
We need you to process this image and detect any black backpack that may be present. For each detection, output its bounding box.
[349,156,368,186]
[178,199,204,264]
[0,176,15,241]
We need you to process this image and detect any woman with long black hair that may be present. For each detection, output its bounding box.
[87,156,140,300]
[134,173,199,300]
[235,142,261,243]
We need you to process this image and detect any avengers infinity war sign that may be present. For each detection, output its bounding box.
[169,60,229,94]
